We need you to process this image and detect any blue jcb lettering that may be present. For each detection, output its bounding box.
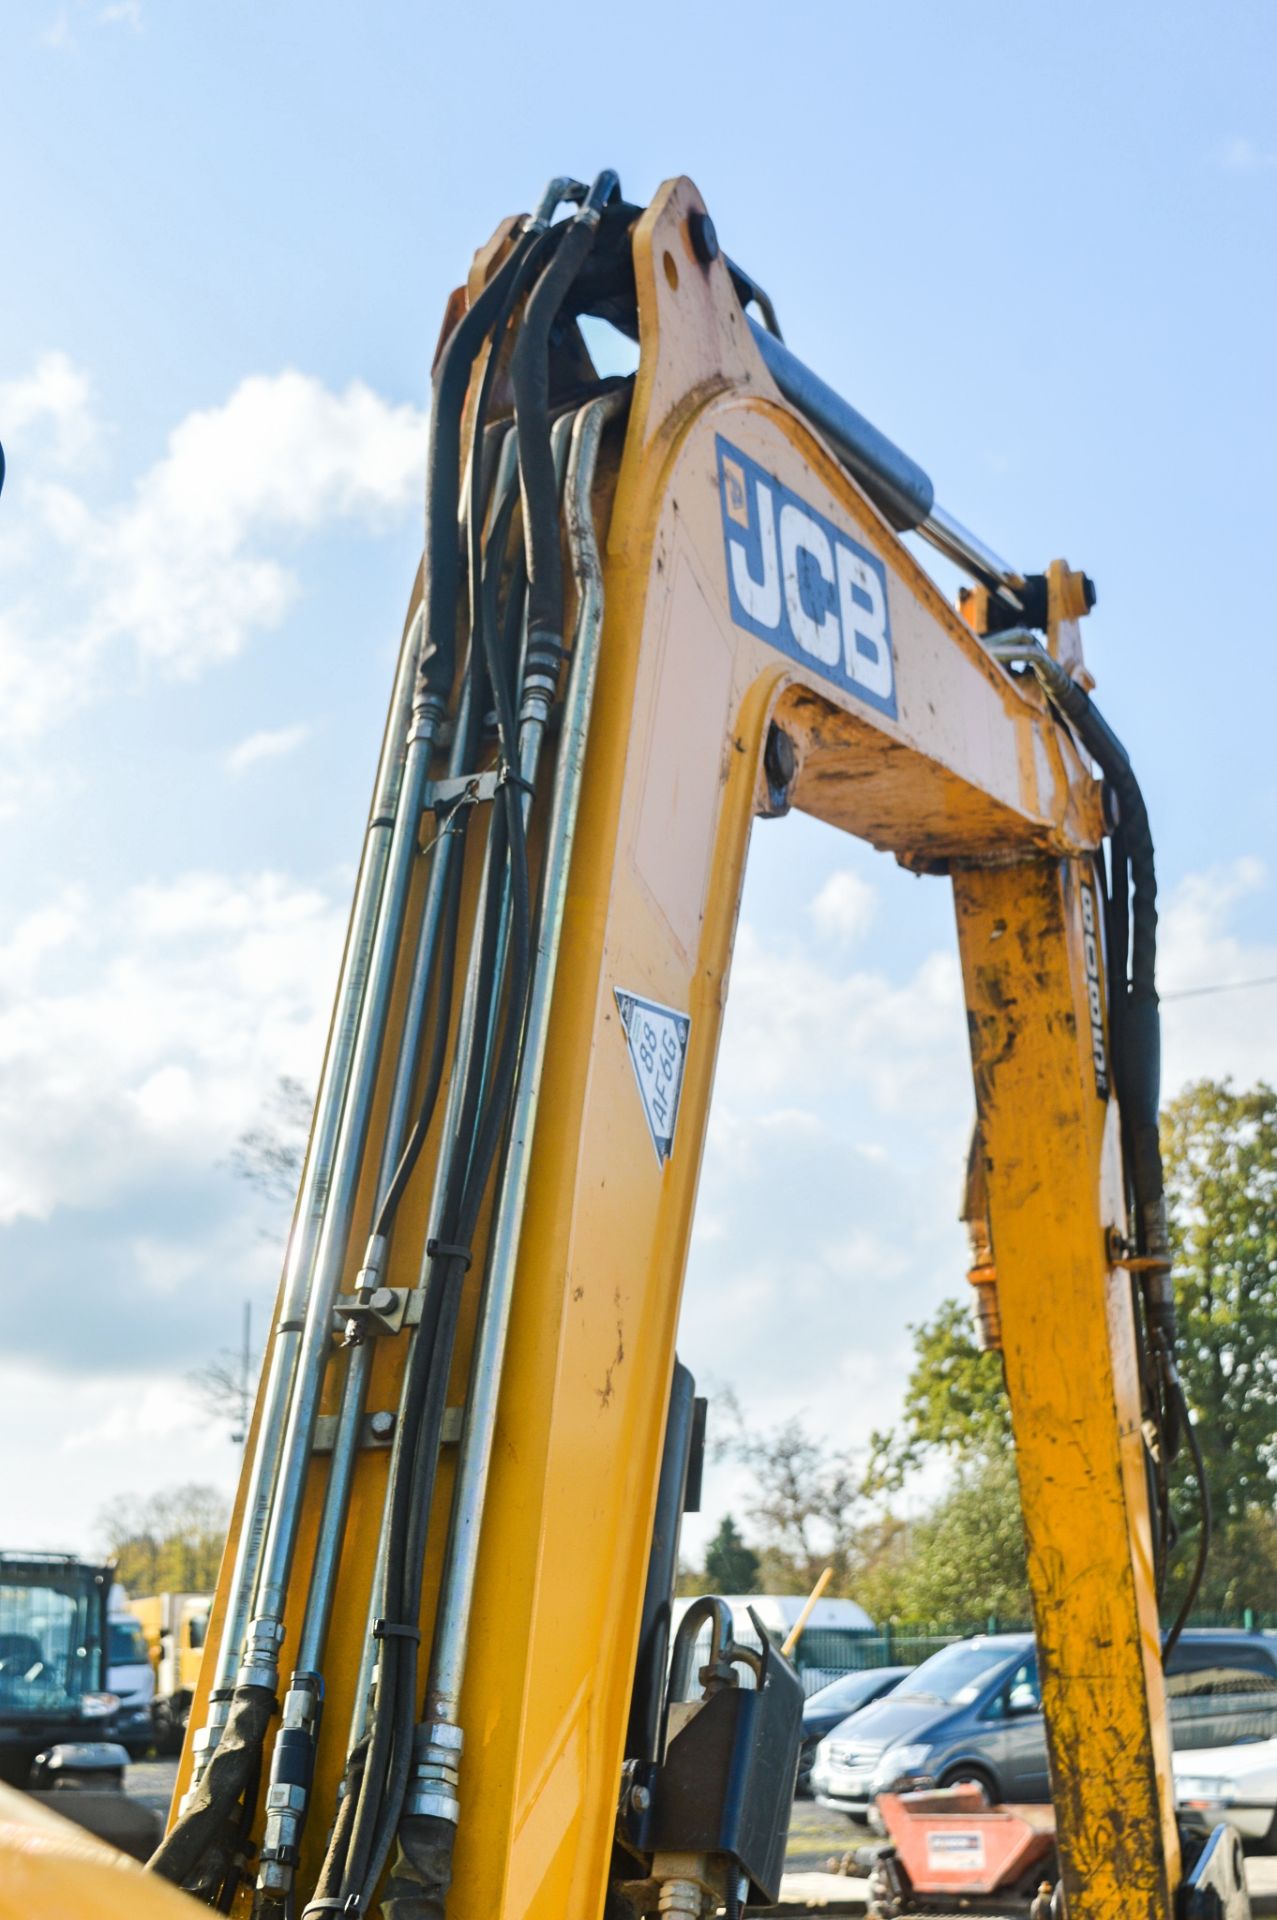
[716,436,897,719]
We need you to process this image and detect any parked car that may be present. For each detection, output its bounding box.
[106,1607,154,1759]
[810,1630,1277,1821]
[1176,1737,1277,1849]
[798,1666,911,1795]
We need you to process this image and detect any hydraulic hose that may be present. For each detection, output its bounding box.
[510,170,617,689]
[989,636,1209,1632]
[989,637,1167,1292]
[313,390,539,1920]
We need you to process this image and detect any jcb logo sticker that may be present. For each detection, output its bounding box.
[1079,880,1110,1101]
[717,436,897,719]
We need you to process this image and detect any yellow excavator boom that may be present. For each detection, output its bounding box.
[3,171,1240,1920]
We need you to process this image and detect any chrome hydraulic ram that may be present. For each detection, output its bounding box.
[747,318,1023,606]
[408,387,624,1835]
[188,601,424,1789]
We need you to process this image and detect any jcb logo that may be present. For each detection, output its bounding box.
[716,436,897,719]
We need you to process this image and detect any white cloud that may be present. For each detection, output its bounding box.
[0,357,426,741]
[226,722,312,775]
[0,867,342,1226]
[0,351,98,467]
[810,867,878,946]
[1220,136,1277,173]
[0,1360,235,1551]
[86,370,425,674]
[40,9,74,50]
[39,0,142,49]
[678,849,1277,1547]
[1159,858,1277,1089]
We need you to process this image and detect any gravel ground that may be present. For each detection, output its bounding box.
[786,1800,872,1874]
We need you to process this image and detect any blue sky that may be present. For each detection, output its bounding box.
[1,0,1274,1560]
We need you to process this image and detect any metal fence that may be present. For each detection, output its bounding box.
[782,1611,1277,1697]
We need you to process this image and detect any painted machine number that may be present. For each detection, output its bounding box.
[614,988,691,1165]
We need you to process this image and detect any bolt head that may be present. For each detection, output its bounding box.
[689,209,719,265]
[369,1410,396,1441]
[370,1287,396,1314]
[630,1782,651,1812]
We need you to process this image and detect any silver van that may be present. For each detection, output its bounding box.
[811,1630,1277,1819]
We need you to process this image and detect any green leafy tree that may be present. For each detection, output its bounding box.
[1163,1079,1277,1609]
[882,1454,1030,1623]
[888,1297,1010,1475]
[883,1078,1277,1616]
[1164,1080,1277,1518]
[98,1484,231,1594]
[704,1515,761,1594]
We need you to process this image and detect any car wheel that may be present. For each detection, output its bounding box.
[938,1763,999,1804]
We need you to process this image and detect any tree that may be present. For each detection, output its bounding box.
[882,1078,1277,1616]
[187,1302,257,1446]
[190,1076,313,1441]
[704,1515,760,1594]
[887,1296,1009,1476]
[227,1074,312,1218]
[717,1392,873,1593]
[872,1454,1030,1623]
[98,1484,231,1594]
[1164,1080,1277,1519]
[1162,1079,1277,1609]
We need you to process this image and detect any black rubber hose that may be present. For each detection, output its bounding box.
[149,1682,275,1889]
[1022,657,1169,1281]
[419,227,543,707]
[1163,1375,1213,1660]
[340,571,532,1914]
[509,217,600,669]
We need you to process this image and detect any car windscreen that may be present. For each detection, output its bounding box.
[811,1669,901,1715]
[109,1618,151,1665]
[893,1642,1012,1706]
[0,1576,100,1713]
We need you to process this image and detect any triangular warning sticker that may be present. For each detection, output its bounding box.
[613,988,691,1166]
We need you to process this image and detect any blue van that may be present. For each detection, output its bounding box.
[810,1631,1277,1819]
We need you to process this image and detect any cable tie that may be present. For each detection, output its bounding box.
[426,1236,473,1270]
[372,1618,422,1643]
[496,764,534,798]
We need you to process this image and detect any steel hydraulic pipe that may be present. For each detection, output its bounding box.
[747,319,1022,600]
[292,686,478,1682]
[344,414,576,1752]
[426,387,624,1735]
[243,687,444,1674]
[191,602,425,1779]
[288,436,510,1686]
